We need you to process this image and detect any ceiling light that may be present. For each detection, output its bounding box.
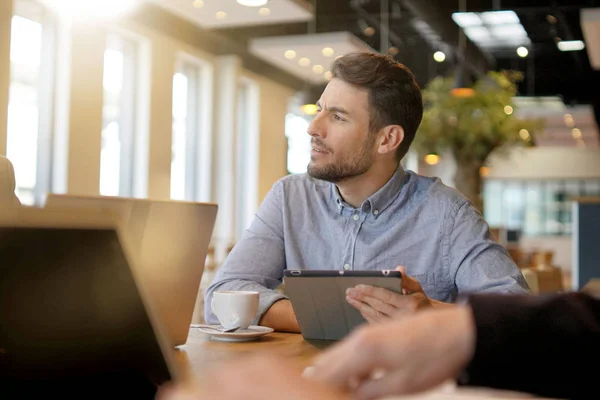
[557,40,585,51]
[258,7,270,16]
[301,104,318,115]
[517,46,529,57]
[324,71,333,81]
[312,65,324,74]
[491,24,527,38]
[451,12,483,27]
[322,47,334,57]
[284,50,296,59]
[298,57,311,67]
[504,105,513,115]
[480,10,520,25]
[192,0,204,8]
[564,114,575,127]
[572,128,582,139]
[519,129,530,140]
[215,11,227,19]
[464,26,491,41]
[424,154,440,166]
[433,51,446,62]
[363,27,376,37]
[298,85,322,116]
[237,0,268,6]
[388,46,400,56]
[451,64,475,98]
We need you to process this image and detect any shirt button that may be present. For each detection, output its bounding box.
[343,264,351,270]
[353,214,359,221]
[373,209,379,215]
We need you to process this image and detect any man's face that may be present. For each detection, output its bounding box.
[306,78,377,183]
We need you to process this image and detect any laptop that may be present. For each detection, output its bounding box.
[0,207,179,397]
[43,193,218,347]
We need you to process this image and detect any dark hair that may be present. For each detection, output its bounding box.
[331,52,423,161]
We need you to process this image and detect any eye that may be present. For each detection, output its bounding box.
[333,114,345,122]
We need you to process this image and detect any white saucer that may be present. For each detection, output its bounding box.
[192,324,274,342]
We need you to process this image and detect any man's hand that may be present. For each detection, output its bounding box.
[157,354,348,400]
[345,266,442,323]
[306,306,477,400]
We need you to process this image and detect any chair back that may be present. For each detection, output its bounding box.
[0,155,21,206]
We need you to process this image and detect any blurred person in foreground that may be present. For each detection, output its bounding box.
[204,51,529,333]
[161,289,599,400]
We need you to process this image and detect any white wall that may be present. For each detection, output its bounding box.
[486,147,600,180]
[417,150,457,188]
[417,147,600,187]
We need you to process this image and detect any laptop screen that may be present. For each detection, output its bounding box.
[0,227,172,396]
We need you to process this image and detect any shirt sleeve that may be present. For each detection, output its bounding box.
[459,291,600,399]
[446,199,530,295]
[204,180,288,325]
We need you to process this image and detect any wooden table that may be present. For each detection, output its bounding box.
[173,328,323,381]
[170,328,554,399]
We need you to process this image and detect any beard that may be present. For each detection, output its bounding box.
[307,135,376,183]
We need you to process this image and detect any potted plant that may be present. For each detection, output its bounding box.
[413,70,544,212]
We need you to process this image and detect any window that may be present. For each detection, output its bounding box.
[483,179,600,236]
[285,113,311,174]
[170,56,211,201]
[100,34,140,197]
[7,10,54,206]
[235,78,259,240]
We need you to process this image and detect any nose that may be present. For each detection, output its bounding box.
[307,113,326,139]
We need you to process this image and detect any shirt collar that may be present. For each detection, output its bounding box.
[331,166,407,217]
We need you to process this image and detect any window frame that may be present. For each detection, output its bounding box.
[170,52,213,202]
[100,29,147,198]
[7,2,57,206]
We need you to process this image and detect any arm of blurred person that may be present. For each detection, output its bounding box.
[203,180,300,332]
[345,266,455,323]
[157,354,348,400]
[308,291,600,400]
[308,302,475,399]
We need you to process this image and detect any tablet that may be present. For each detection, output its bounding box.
[283,270,402,341]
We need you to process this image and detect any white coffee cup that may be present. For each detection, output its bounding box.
[211,290,259,330]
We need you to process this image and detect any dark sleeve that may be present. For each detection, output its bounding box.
[460,292,600,399]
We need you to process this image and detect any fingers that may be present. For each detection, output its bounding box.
[348,285,416,310]
[347,297,386,323]
[347,287,398,318]
[396,265,424,294]
[309,328,381,389]
[353,370,415,400]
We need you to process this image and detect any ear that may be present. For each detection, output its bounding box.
[377,125,404,156]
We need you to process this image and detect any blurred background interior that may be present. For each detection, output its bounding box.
[1,0,599,307]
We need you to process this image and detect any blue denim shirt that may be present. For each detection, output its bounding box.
[205,167,530,324]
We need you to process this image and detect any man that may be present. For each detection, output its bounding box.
[205,52,529,332]
[162,291,600,400]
